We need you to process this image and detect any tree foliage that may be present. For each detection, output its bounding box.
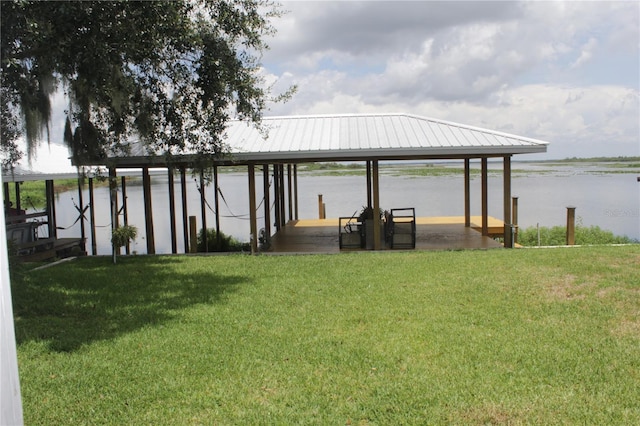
[1,0,292,171]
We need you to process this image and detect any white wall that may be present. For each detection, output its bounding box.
[0,174,24,425]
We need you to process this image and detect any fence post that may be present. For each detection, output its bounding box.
[566,206,576,246]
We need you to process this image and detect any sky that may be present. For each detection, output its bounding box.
[16,0,640,172]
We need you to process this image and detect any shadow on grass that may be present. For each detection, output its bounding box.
[11,256,250,352]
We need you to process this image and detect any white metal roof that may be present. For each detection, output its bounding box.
[224,113,548,162]
[78,112,549,167]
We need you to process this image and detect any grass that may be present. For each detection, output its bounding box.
[11,246,640,424]
[518,223,636,246]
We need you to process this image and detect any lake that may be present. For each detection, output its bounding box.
[52,162,640,254]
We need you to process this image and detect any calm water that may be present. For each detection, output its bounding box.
[52,163,640,254]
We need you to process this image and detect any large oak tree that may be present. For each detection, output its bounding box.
[1,0,291,171]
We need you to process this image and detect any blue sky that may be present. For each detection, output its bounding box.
[16,0,640,172]
[261,0,639,160]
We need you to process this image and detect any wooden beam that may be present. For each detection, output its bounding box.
[88,177,97,255]
[14,182,21,212]
[503,156,513,248]
[366,161,372,209]
[287,164,293,221]
[213,165,221,249]
[248,164,258,254]
[464,158,471,227]
[108,168,118,259]
[199,171,207,252]
[262,164,271,242]
[77,177,86,253]
[279,164,286,227]
[142,167,155,254]
[121,176,130,254]
[273,164,281,231]
[168,168,177,254]
[180,167,189,253]
[372,160,381,250]
[293,164,299,220]
[481,158,488,236]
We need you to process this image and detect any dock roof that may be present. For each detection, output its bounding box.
[86,113,549,167]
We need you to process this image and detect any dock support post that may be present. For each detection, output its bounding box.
[121,176,130,254]
[180,167,189,253]
[88,177,97,255]
[273,165,281,231]
[366,161,372,209]
[481,158,488,237]
[464,158,471,227]
[372,160,381,250]
[262,164,271,242]
[293,164,299,220]
[248,164,258,254]
[77,177,86,252]
[213,165,221,250]
[566,206,576,246]
[512,196,519,244]
[142,167,155,254]
[287,164,293,221]
[109,168,119,259]
[279,164,286,227]
[168,168,177,254]
[503,156,513,248]
[189,216,197,253]
[318,194,324,219]
[14,182,21,212]
[199,171,207,252]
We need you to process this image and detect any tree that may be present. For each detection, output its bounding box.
[1,0,293,172]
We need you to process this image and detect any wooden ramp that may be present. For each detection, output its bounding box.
[267,217,503,253]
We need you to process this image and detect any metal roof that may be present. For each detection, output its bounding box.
[83,113,549,167]
[226,113,548,162]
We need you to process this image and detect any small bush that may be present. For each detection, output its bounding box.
[518,224,634,246]
[197,228,249,252]
[111,225,138,248]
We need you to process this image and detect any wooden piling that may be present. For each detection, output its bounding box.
[189,215,197,253]
[121,176,130,254]
[213,165,221,249]
[503,155,513,248]
[77,177,86,252]
[142,167,155,254]
[180,167,189,253]
[168,168,177,254]
[566,206,576,245]
[481,158,488,236]
[262,164,271,241]
[512,196,519,244]
[248,165,258,254]
[464,158,471,227]
[318,194,324,219]
[199,171,207,252]
[88,177,97,255]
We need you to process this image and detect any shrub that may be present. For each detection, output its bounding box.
[197,228,249,252]
[111,225,138,248]
[518,224,634,246]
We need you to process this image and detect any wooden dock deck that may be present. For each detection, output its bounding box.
[267,216,504,253]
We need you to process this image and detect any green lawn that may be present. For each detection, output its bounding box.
[12,246,640,424]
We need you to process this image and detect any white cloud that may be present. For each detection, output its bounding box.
[264,1,639,159]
